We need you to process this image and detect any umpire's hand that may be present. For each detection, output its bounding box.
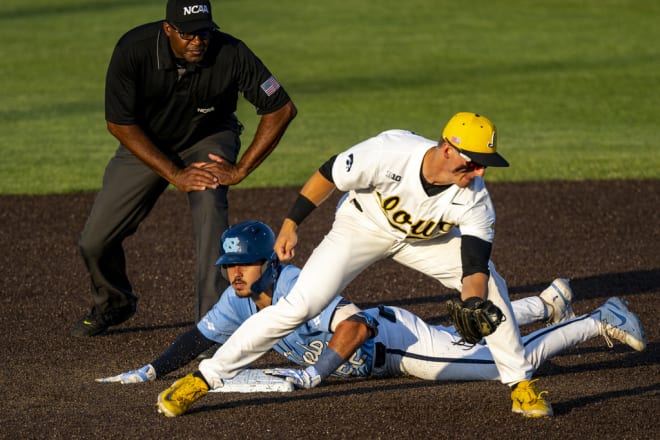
[172,162,221,192]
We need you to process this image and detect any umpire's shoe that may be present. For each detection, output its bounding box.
[157,372,209,417]
[511,379,553,418]
[70,302,136,337]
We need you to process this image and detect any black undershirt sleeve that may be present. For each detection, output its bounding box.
[461,235,492,279]
[287,155,338,225]
[318,155,337,183]
[150,326,217,377]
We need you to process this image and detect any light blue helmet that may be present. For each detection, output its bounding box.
[215,221,279,294]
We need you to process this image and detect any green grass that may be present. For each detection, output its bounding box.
[1,0,658,194]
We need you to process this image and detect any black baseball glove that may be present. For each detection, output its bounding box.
[446,297,505,345]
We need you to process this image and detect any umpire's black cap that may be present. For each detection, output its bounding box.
[166,0,216,33]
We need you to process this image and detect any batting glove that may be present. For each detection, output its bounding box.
[95,364,157,384]
[263,366,322,389]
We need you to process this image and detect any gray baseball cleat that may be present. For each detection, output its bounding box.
[595,297,647,352]
[539,278,575,325]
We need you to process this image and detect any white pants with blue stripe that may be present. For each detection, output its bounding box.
[370,301,601,381]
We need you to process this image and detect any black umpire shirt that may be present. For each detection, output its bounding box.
[105,21,291,153]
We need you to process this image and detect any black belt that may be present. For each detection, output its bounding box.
[374,306,396,368]
[374,342,386,368]
[378,305,396,322]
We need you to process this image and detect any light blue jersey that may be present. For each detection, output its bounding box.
[198,264,374,377]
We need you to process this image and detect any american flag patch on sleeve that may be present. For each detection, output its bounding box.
[260,76,281,96]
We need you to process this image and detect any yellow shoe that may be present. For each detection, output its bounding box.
[157,372,209,417]
[511,379,553,418]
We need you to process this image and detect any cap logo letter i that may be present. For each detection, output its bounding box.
[488,131,496,149]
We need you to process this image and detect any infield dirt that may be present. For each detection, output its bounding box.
[1,180,658,439]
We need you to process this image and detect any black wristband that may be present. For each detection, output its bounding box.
[287,194,316,225]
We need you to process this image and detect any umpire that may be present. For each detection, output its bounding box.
[71,0,297,337]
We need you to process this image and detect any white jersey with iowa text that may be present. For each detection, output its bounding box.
[332,129,496,242]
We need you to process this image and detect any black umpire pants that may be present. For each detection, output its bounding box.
[79,129,239,322]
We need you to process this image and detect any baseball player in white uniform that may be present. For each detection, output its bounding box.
[102,222,645,416]
[155,112,584,417]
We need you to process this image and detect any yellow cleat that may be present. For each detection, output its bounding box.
[511,379,553,418]
[157,372,209,417]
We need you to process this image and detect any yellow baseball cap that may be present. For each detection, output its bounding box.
[442,112,509,167]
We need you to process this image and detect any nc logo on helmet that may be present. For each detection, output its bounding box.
[223,237,243,253]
